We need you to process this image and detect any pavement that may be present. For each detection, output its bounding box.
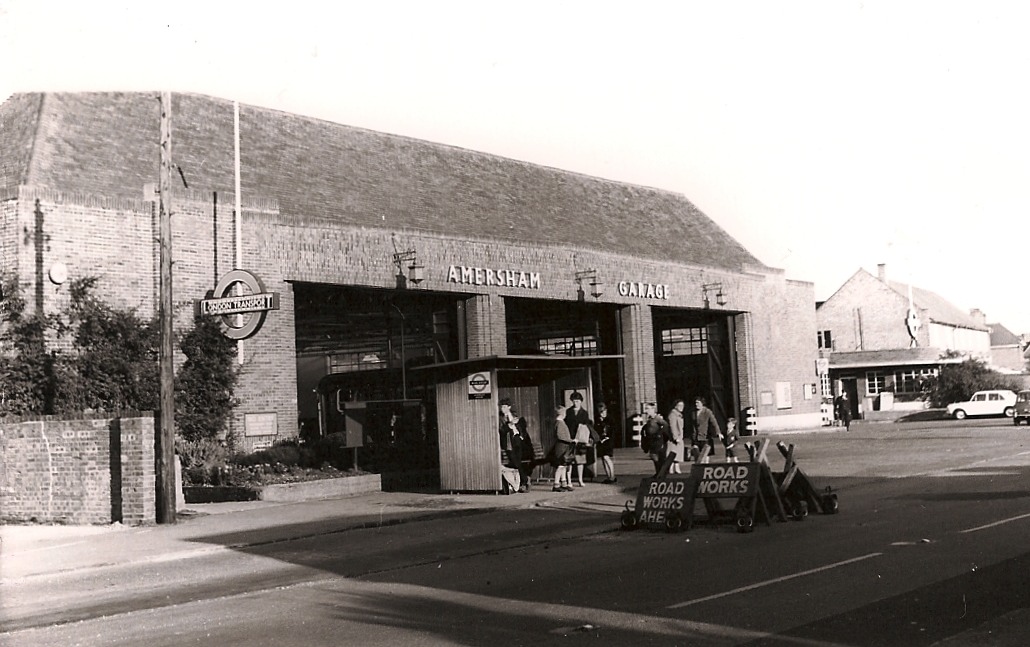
[0,447,667,583]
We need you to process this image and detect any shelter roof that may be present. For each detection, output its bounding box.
[828,348,964,369]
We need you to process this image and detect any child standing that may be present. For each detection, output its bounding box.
[723,417,740,462]
[595,403,617,484]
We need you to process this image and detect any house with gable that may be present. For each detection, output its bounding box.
[984,320,1027,374]
[816,264,990,418]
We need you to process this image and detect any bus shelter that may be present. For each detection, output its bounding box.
[412,354,623,493]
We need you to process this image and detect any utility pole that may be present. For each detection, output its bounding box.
[156,91,177,524]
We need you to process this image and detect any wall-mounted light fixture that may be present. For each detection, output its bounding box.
[575,269,603,301]
[391,245,424,289]
[702,282,726,308]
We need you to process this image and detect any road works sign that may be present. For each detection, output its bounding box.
[633,475,693,529]
[195,269,280,340]
[691,463,759,497]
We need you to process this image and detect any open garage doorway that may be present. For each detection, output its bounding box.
[293,282,465,481]
[653,307,740,428]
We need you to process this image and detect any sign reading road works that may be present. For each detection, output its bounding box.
[195,269,280,340]
[691,463,759,497]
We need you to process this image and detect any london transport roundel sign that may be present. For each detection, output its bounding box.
[468,372,492,400]
[195,269,280,340]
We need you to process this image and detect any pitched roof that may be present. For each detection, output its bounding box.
[886,279,987,331]
[988,322,1021,346]
[0,92,769,273]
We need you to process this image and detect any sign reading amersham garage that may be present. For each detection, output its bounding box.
[195,269,280,340]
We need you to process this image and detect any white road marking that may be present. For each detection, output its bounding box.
[667,552,883,609]
[959,511,1030,534]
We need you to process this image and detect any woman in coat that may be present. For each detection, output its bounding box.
[667,399,686,474]
[550,404,574,491]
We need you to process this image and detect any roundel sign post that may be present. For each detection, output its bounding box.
[467,372,493,400]
[195,269,280,340]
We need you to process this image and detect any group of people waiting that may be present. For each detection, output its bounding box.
[641,396,739,476]
[548,392,617,492]
[498,392,618,494]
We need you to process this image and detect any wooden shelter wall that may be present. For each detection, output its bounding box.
[436,371,502,492]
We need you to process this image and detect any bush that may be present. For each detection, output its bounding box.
[177,437,231,486]
[175,313,239,445]
[233,440,301,468]
[928,356,1024,407]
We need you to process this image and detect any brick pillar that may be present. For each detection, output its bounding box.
[620,304,656,412]
[119,416,156,524]
[735,312,755,410]
[465,294,507,358]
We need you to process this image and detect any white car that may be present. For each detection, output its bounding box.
[946,390,1017,420]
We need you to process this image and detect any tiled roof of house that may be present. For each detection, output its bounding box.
[886,280,987,331]
[988,323,1021,346]
[0,92,770,273]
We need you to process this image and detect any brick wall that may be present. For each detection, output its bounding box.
[1,197,15,279]
[465,294,507,358]
[0,414,156,525]
[817,271,923,351]
[10,187,823,445]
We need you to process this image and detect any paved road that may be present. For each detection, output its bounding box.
[3,420,1030,646]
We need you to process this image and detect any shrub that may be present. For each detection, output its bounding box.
[0,276,64,415]
[175,313,239,445]
[233,440,301,468]
[177,437,231,486]
[928,356,1024,407]
[61,278,160,413]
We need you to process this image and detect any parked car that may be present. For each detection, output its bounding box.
[946,390,1016,420]
[1014,390,1030,426]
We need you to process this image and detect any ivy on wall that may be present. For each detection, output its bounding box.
[0,275,238,444]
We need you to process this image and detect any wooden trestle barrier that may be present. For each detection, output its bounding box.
[621,438,838,533]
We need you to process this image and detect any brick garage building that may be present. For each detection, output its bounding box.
[1,92,821,462]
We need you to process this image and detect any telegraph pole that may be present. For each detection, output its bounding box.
[156,91,177,524]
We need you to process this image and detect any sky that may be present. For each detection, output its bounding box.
[2,1,1029,333]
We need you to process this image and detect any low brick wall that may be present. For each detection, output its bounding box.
[0,414,156,525]
[259,474,382,502]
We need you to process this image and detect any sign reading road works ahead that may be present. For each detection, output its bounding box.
[195,269,280,340]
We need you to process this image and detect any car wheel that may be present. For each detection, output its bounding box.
[953,409,966,420]
[1004,407,1015,418]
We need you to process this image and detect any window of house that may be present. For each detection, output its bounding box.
[662,327,708,356]
[866,371,885,395]
[818,330,832,350]
[820,371,831,398]
[893,368,938,394]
